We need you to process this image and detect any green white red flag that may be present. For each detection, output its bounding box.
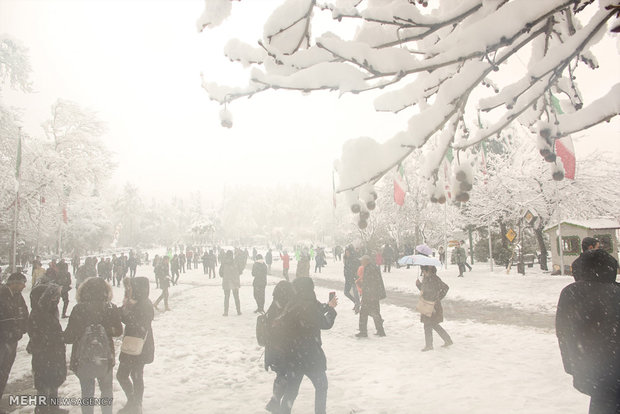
[394,163,406,206]
[550,94,576,180]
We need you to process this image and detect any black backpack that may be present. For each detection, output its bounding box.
[76,323,112,378]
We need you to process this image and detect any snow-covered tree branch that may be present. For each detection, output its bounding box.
[198,0,619,226]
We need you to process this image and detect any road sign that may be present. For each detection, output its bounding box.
[448,240,460,247]
[506,228,517,243]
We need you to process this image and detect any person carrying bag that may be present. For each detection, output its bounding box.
[117,277,155,414]
[415,265,453,352]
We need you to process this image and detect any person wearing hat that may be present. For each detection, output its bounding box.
[355,255,387,338]
[570,237,600,282]
[556,248,620,414]
[0,272,29,403]
[252,254,268,313]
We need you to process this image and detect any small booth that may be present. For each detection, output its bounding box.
[544,217,620,274]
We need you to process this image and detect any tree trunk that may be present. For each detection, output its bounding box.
[534,225,548,271]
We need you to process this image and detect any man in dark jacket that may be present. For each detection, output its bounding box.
[570,237,600,281]
[356,255,387,338]
[556,248,620,414]
[280,277,337,414]
[343,246,361,313]
[382,244,394,273]
[252,255,268,313]
[0,272,29,403]
[265,249,273,274]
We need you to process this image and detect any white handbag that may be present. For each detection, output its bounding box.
[416,293,436,317]
[121,330,148,356]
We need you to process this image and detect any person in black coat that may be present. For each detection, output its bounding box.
[280,277,338,414]
[0,273,29,404]
[416,265,452,351]
[28,282,67,414]
[556,248,620,414]
[264,281,295,414]
[382,244,394,273]
[64,277,122,414]
[55,260,72,319]
[570,237,600,281]
[153,256,171,311]
[343,246,361,313]
[252,255,268,313]
[117,277,155,414]
[356,255,386,338]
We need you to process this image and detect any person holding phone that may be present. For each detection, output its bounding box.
[280,277,338,414]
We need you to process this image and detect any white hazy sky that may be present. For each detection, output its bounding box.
[1,0,619,199]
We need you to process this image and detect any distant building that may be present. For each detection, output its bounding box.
[544,217,620,274]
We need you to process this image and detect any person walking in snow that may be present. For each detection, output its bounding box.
[64,277,122,414]
[356,255,386,338]
[454,241,467,277]
[416,265,452,351]
[382,243,394,273]
[279,277,338,414]
[170,254,180,286]
[207,250,217,279]
[265,249,273,275]
[314,248,326,274]
[252,254,268,313]
[28,282,67,414]
[56,260,72,319]
[556,248,620,414]
[117,277,155,414]
[280,251,290,281]
[220,250,241,316]
[0,273,29,404]
[295,254,310,279]
[153,256,171,311]
[186,249,193,270]
[202,250,209,275]
[264,281,295,414]
[179,252,186,274]
[128,251,138,279]
[343,246,361,314]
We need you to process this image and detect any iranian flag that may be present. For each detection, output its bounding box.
[394,163,406,206]
[556,136,576,180]
[550,94,576,179]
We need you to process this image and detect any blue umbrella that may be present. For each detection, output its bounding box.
[398,255,442,267]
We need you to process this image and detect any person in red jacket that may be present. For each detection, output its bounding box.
[279,251,290,281]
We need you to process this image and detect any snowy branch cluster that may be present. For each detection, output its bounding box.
[197,0,620,227]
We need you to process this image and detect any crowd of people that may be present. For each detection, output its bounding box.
[0,235,618,414]
[0,270,154,414]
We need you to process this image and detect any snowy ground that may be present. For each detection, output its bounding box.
[4,257,589,414]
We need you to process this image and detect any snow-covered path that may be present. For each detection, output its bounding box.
[4,262,588,414]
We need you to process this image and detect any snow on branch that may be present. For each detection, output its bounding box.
[197,0,620,226]
[556,83,620,136]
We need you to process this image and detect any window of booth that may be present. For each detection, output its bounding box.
[557,236,580,256]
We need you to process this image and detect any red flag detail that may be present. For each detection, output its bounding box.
[556,136,576,179]
[394,164,406,206]
[62,207,68,224]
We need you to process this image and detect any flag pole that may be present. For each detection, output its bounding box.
[12,127,22,273]
[488,220,494,272]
